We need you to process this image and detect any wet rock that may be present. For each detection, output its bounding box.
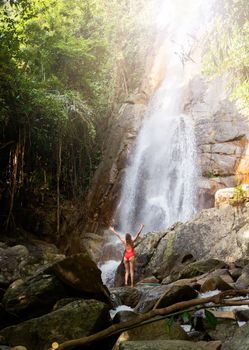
[234,259,249,268]
[113,321,189,350]
[111,287,142,308]
[0,245,29,286]
[119,340,222,350]
[215,187,243,208]
[135,205,249,282]
[207,319,238,343]
[221,322,249,350]
[113,310,138,324]
[235,264,249,289]
[2,274,68,320]
[137,276,160,285]
[200,276,233,293]
[163,277,200,291]
[134,285,169,313]
[52,298,81,311]
[235,309,249,322]
[79,232,104,263]
[229,268,242,281]
[0,299,111,350]
[2,252,112,321]
[0,241,64,286]
[177,259,228,280]
[153,285,198,309]
[50,253,111,305]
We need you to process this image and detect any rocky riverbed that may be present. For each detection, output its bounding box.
[1,204,249,350]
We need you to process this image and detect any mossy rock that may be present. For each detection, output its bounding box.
[0,299,111,350]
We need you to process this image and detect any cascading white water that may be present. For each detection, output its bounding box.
[100,0,215,286]
[114,0,209,233]
[116,59,198,233]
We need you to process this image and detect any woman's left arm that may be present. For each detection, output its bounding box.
[134,223,144,242]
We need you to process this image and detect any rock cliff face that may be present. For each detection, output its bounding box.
[186,75,249,208]
[84,40,249,232]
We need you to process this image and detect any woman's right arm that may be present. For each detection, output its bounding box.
[109,226,125,244]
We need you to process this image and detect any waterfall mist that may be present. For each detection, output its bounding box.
[114,0,215,234]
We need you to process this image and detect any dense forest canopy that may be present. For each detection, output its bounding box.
[0,0,159,231]
[203,0,249,115]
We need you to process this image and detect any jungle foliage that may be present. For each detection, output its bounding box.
[203,0,249,115]
[0,0,158,231]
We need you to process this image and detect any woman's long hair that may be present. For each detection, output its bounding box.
[125,233,133,248]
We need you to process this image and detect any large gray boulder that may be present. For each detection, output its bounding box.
[2,252,111,323]
[119,340,221,350]
[113,321,189,350]
[50,253,111,304]
[2,274,68,320]
[0,299,111,350]
[134,205,249,281]
[0,241,64,287]
[221,322,249,350]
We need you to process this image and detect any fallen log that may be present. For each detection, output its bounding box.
[53,289,249,350]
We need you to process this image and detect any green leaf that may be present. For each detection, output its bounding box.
[205,310,218,328]
[165,317,174,334]
[182,311,191,324]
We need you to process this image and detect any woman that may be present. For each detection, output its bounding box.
[109,223,144,287]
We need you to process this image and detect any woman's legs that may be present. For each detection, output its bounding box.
[129,257,135,287]
[124,258,130,285]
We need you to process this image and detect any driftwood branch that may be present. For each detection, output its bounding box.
[54,289,249,350]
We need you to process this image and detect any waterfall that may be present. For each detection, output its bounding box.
[114,0,214,234]
[116,60,198,233]
[100,0,215,287]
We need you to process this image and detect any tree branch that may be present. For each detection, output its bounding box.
[53,289,249,350]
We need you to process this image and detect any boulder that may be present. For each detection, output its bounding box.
[50,253,111,305]
[0,299,111,350]
[135,205,249,281]
[235,309,249,322]
[235,264,249,289]
[172,259,228,282]
[2,253,112,321]
[0,241,64,287]
[119,340,221,350]
[163,277,200,291]
[200,276,233,293]
[113,321,189,350]
[110,287,142,308]
[153,285,198,309]
[137,276,160,285]
[221,322,249,350]
[206,319,238,343]
[229,268,242,281]
[113,310,138,324]
[79,232,104,263]
[134,285,169,313]
[215,186,249,208]
[2,274,68,320]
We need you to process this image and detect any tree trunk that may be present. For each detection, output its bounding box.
[57,136,62,235]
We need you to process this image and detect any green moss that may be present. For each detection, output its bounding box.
[164,235,174,260]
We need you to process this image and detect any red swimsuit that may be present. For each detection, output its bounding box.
[124,245,135,261]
